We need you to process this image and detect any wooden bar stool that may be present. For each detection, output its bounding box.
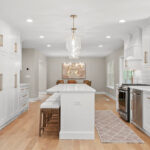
[83,80,91,86]
[67,80,77,84]
[46,93,60,102]
[56,80,64,85]
[39,101,60,136]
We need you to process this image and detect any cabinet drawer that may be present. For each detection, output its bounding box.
[143,93,150,134]
[143,93,150,99]
[143,94,150,106]
[144,96,150,101]
[143,123,150,133]
[143,116,150,125]
[19,94,28,99]
[143,102,150,109]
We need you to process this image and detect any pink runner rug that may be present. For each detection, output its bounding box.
[95,110,144,143]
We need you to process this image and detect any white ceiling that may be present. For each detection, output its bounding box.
[0,0,150,57]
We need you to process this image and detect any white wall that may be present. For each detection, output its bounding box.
[105,47,124,98]
[47,57,106,92]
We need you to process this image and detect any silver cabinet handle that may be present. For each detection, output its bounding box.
[147,97,150,99]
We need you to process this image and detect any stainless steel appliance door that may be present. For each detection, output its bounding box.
[132,89,143,128]
[118,89,128,113]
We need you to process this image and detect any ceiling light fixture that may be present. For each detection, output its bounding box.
[26,19,33,23]
[106,35,111,39]
[98,44,103,48]
[66,15,81,59]
[40,35,45,39]
[47,44,51,47]
[119,19,126,23]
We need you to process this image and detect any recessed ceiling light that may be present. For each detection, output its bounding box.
[119,19,126,23]
[106,35,111,39]
[26,19,33,23]
[47,44,51,47]
[40,35,45,39]
[98,44,103,48]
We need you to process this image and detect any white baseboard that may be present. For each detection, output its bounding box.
[59,131,94,140]
[0,107,28,130]
[39,91,47,100]
[131,121,150,137]
[29,97,40,102]
[105,92,116,101]
[96,91,106,94]
[95,91,116,101]
[39,91,47,95]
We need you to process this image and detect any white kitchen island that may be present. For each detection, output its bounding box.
[47,84,96,140]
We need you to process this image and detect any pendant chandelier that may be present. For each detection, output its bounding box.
[66,15,81,59]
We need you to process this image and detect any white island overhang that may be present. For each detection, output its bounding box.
[47,84,96,140]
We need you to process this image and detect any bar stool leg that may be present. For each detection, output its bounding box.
[59,108,60,131]
[39,109,42,136]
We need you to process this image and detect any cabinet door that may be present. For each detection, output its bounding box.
[0,91,4,123]
[13,88,19,112]
[143,93,150,133]
[142,27,150,66]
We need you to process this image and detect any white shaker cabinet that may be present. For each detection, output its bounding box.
[143,91,150,135]
[142,26,150,67]
[19,84,29,111]
[0,54,21,129]
[0,20,23,130]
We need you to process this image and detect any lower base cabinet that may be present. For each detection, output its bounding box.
[143,92,150,135]
[0,83,29,130]
[19,83,29,111]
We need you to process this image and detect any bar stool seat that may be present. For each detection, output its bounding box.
[40,101,60,109]
[39,101,60,136]
[46,93,60,102]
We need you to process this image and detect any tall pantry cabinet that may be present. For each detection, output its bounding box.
[0,20,23,129]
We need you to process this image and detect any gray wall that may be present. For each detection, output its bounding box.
[21,48,47,98]
[47,57,106,92]
[21,48,123,98]
[39,54,47,92]
[105,47,124,98]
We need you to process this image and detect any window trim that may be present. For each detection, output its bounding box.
[107,60,114,89]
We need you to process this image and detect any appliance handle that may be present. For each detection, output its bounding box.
[133,93,141,96]
[133,92,141,96]
[119,90,128,93]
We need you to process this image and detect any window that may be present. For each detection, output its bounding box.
[107,61,114,89]
[0,73,3,91]
[119,57,124,84]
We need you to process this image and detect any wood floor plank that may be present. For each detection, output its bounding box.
[0,94,149,150]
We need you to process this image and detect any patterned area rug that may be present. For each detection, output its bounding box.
[95,110,144,143]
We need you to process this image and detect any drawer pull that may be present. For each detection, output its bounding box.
[147,97,150,99]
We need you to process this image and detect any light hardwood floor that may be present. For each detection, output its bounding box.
[0,94,150,150]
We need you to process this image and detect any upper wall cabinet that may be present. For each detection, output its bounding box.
[124,28,142,60]
[142,26,150,67]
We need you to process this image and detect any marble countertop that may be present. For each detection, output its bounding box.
[129,86,150,92]
[20,83,30,87]
[47,84,96,93]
